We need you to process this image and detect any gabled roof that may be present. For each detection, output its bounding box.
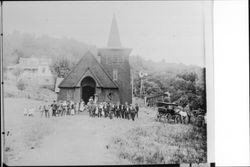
[75,68,102,87]
[58,51,118,88]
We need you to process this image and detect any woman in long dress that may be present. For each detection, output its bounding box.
[62,100,67,116]
[75,102,79,115]
[79,100,85,113]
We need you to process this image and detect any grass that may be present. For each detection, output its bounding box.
[110,123,207,164]
[3,97,207,165]
[4,117,55,164]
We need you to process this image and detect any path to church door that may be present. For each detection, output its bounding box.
[81,76,96,104]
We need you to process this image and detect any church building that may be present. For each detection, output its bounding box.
[57,15,132,104]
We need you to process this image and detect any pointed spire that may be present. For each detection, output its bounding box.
[107,14,122,48]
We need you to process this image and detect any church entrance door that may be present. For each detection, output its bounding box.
[81,76,96,104]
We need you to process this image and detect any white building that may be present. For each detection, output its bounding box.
[7,57,55,86]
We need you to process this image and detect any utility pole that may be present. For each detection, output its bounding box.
[140,77,143,98]
[139,71,147,99]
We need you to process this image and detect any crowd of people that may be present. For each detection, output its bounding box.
[39,97,140,121]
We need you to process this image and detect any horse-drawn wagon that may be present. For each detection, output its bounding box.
[156,101,207,126]
[156,102,181,123]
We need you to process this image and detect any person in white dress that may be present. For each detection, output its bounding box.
[75,102,79,115]
[79,99,85,113]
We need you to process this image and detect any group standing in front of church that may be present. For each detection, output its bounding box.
[38,97,140,121]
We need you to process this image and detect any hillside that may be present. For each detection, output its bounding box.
[3,31,206,110]
[4,31,203,74]
[3,31,96,69]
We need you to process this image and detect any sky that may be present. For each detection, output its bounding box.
[3,1,212,67]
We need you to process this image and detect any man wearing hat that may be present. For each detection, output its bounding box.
[163,92,171,103]
[51,100,57,117]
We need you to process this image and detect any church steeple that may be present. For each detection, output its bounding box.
[107,14,122,48]
[99,14,132,104]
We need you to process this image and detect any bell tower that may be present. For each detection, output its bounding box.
[98,14,132,104]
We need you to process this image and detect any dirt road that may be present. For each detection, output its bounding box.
[14,116,139,165]
[4,98,156,166]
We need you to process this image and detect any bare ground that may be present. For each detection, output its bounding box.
[3,98,207,166]
[3,98,158,166]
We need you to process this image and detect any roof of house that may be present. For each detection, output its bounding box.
[58,51,118,89]
[55,77,64,93]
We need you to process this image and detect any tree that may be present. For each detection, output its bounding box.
[177,72,198,83]
[143,80,161,96]
[52,57,75,78]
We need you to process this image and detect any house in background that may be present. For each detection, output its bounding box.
[7,57,55,86]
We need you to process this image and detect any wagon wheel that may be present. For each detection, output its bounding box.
[166,113,172,123]
[175,115,181,124]
[157,113,162,122]
[162,114,167,123]
[163,114,168,123]
[190,115,196,124]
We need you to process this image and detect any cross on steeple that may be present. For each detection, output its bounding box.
[107,14,122,48]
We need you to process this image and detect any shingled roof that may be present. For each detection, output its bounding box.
[58,51,118,88]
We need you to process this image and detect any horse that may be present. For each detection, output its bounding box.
[174,106,189,124]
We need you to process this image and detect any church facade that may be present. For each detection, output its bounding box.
[57,15,132,104]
